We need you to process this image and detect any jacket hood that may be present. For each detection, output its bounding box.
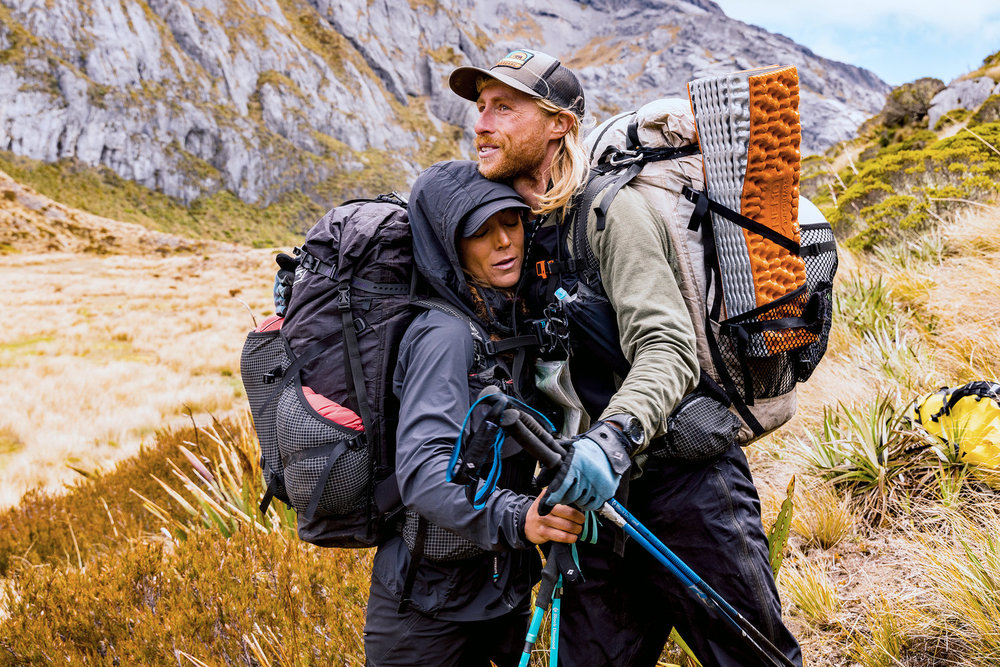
[408,160,527,317]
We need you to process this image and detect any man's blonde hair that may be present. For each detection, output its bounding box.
[532,97,589,220]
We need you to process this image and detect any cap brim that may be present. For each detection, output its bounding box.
[449,66,541,103]
[461,197,529,237]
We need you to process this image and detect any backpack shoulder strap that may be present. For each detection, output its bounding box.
[567,171,620,285]
[412,297,540,397]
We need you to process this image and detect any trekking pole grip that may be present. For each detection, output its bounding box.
[500,409,562,469]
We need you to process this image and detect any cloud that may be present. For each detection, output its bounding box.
[719,0,1000,35]
[715,0,1000,85]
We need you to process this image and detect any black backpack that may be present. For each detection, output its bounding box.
[241,194,413,548]
[241,194,542,550]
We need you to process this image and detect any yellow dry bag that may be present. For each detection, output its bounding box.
[910,381,1000,469]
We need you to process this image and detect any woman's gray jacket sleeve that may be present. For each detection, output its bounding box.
[392,309,533,552]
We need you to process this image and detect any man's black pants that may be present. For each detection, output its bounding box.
[556,445,803,667]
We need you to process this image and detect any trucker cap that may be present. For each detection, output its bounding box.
[449,48,585,118]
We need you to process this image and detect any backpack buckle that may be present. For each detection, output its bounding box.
[337,287,351,312]
[535,260,551,279]
[263,366,285,384]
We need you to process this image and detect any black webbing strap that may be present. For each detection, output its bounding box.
[534,257,579,279]
[351,277,409,295]
[595,163,643,231]
[569,172,618,283]
[682,187,801,255]
[297,249,337,280]
[413,298,541,358]
[398,515,429,613]
[588,144,701,232]
[259,476,279,514]
[260,330,343,414]
[626,118,641,149]
[484,335,540,355]
[301,439,356,520]
[299,248,409,296]
[799,222,838,256]
[689,192,765,434]
[800,241,838,257]
[936,381,1000,421]
[338,284,374,436]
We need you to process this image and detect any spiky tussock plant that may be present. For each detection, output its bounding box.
[791,483,855,550]
[916,504,1000,664]
[782,559,841,629]
[847,595,935,667]
[132,413,297,540]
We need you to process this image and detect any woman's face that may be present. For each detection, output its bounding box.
[458,208,525,289]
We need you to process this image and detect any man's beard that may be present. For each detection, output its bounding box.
[477,131,548,181]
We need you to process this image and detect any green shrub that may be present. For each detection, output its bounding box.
[817,120,1000,252]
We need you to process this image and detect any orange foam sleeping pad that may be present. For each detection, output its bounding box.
[741,66,805,309]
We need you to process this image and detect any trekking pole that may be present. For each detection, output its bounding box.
[501,405,796,667]
[597,501,796,667]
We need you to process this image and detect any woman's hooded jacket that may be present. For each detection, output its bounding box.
[371,161,540,620]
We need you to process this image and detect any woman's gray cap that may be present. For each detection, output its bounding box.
[408,160,527,317]
[449,48,585,119]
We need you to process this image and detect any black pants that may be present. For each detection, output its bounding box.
[364,574,530,667]
[556,446,802,667]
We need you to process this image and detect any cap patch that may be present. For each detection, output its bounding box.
[494,50,534,70]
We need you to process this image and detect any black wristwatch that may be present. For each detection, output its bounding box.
[605,413,645,453]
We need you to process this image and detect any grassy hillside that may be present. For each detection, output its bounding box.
[0,146,439,248]
[801,51,1000,252]
[1,201,999,665]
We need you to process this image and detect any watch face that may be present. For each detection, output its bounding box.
[617,415,643,445]
[627,419,644,445]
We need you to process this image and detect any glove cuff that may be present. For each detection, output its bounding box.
[581,421,631,476]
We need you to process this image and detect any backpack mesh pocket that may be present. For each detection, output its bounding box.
[400,509,485,562]
[796,223,838,382]
[712,220,838,402]
[652,390,741,462]
[240,328,289,503]
[276,383,370,517]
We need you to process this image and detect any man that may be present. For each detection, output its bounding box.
[448,48,803,667]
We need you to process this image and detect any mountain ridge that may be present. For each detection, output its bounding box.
[1,0,890,211]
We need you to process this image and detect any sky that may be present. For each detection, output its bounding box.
[714,0,1000,87]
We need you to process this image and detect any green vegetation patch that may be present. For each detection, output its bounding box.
[0,150,314,246]
[804,121,1000,250]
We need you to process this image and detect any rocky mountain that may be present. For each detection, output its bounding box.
[0,0,890,209]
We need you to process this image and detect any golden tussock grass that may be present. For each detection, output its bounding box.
[790,483,856,551]
[0,247,278,509]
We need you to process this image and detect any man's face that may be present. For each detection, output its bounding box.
[474,81,554,181]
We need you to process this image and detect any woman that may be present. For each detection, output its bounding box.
[363,160,584,666]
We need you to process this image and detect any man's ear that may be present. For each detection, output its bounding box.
[549,111,576,140]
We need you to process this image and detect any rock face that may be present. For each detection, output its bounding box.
[0,0,890,206]
[928,76,997,128]
[876,78,946,128]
